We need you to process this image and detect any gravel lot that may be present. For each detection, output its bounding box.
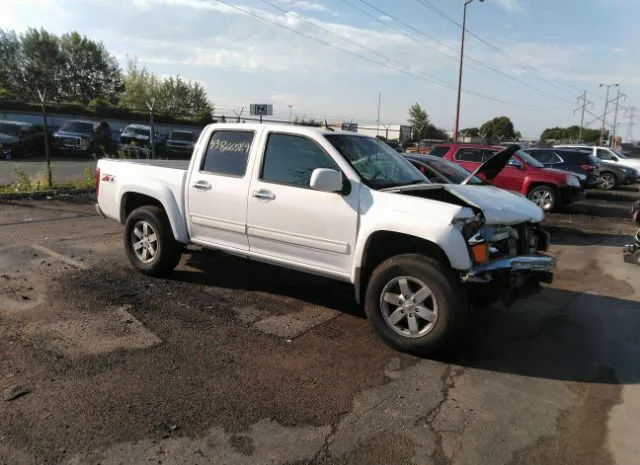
[1,193,639,465]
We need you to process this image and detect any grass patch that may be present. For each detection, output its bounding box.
[0,166,95,194]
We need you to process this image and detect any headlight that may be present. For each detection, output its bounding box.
[566,175,580,187]
[452,212,486,240]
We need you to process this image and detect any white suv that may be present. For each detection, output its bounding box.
[554,145,640,180]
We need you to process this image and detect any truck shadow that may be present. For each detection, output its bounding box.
[438,286,640,384]
[178,249,363,318]
[175,249,640,384]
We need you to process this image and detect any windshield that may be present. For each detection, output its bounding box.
[515,150,544,168]
[0,123,21,136]
[612,149,628,159]
[170,131,194,141]
[123,126,150,137]
[326,134,427,189]
[427,158,484,185]
[60,121,94,133]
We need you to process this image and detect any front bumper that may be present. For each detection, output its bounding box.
[560,186,583,205]
[463,254,555,306]
[463,254,556,283]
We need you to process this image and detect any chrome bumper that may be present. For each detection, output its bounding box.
[462,254,556,283]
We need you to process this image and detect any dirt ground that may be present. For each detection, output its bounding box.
[1,193,639,465]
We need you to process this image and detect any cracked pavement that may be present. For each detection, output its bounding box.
[1,197,640,465]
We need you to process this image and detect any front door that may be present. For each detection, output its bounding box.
[186,129,257,251]
[247,132,359,275]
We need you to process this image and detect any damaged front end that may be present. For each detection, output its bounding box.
[455,216,555,307]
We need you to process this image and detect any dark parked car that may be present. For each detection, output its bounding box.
[164,130,196,158]
[53,119,113,158]
[598,161,638,190]
[522,148,601,188]
[0,120,47,160]
[404,154,486,185]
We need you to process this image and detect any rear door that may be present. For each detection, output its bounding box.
[185,128,258,251]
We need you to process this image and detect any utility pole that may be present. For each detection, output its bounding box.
[611,87,626,141]
[145,98,156,159]
[573,90,593,142]
[376,92,381,137]
[599,83,619,146]
[625,106,636,142]
[37,89,52,188]
[454,0,484,143]
[288,105,293,125]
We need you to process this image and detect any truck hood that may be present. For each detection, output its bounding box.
[619,158,640,171]
[385,183,544,225]
[54,131,90,138]
[0,134,19,144]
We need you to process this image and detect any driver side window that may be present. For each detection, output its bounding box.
[261,133,340,188]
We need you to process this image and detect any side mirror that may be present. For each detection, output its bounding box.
[310,168,343,193]
[611,156,618,162]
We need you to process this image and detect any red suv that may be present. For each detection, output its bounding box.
[429,143,583,211]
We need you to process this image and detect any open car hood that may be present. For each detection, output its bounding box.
[385,183,543,225]
[461,144,520,184]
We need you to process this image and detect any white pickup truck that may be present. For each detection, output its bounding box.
[96,123,555,355]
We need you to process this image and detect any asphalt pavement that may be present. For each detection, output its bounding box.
[0,196,639,465]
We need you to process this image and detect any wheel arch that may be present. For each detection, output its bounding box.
[354,230,453,304]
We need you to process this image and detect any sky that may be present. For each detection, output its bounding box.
[2,0,640,139]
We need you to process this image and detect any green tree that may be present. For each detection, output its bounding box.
[19,28,65,101]
[0,30,23,97]
[58,32,122,104]
[408,103,430,140]
[539,126,602,143]
[119,57,214,119]
[480,116,516,142]
[460,127,480,137]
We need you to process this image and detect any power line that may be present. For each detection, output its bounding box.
[574,90,593,142]
[257,0,455,89]
[346,0,574,106]
[625,106,636,141]
[414,0,587,97]
[213,0,568,111]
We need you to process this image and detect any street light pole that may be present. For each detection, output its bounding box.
[454,0,483,144]
[288,105,293,124]
[599,83,618,146]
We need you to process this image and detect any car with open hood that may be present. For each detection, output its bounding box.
[428,143,583,211]
[96,125,554,356]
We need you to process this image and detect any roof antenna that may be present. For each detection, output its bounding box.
[324,119,334,131]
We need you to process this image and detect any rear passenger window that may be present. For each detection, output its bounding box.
[454,148,483,162]
[201,130,254,176]
[427,146,449,157]
[261,133,339,188]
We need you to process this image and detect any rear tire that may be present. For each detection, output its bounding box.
[364,254,469,356]
[598,172,617,190]
[124,206,183,276]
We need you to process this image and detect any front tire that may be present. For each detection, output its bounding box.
[528,185,556,211]
[124,206,183,276]
[364,254,469,356]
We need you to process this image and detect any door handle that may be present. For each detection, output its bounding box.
[252,189,276,201]
[192,180,212,191]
